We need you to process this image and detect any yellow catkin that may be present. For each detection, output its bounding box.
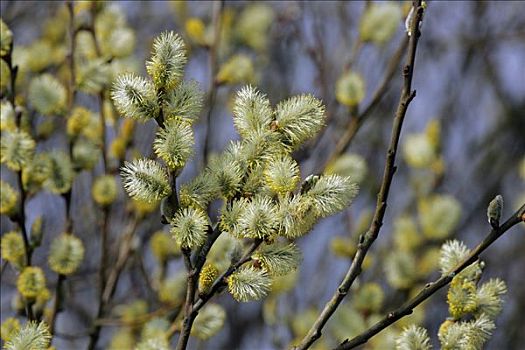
[1,231,25,268]
[17,267,46,299]
[198,264,219,295]
[1,317,21,342]
[0,180,18,216]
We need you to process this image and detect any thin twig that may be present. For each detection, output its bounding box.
[87,213,138,350]
[202,0,224,168]
[336,204,525,349]
[294,2,425,349]
[98,207,110,297]
[50,0,80,337]
[317,36,409,174]
[49,274,65,333]
[101,214,139,304]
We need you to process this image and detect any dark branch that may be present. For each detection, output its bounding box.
[294,2,425,349]
[336,204,525,349]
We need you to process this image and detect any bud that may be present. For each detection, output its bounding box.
[121,159,171,202]
[153,118,194,170]
[0,317,20,342]
[48,234,85,275]
[185,18,207,46]
[170,207,208,249]
[198,263,219,295]
[30,216,44,248]
[360,3,402,45]
[146,31,187,90]
[67,107,92,137]
[0,180,19,217]
[110,137,127,160]
[0,130,36,171]
[92,175,118,207]
[227,266,271,302]
[28,74,67,116]
[191,304,226,340]
[1,19,13,57]
[150,231,179,263]
[487,195,503,229]
[3,321,52,350]
[1,231,26,269]
[17,267,46,299]
[216,54,255,85]
[335,71,366,107]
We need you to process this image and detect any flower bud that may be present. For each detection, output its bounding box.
[48,234,85,275]
[30,216,44,248]
[198,263,219,295]
[487,195,503,229]
[0,180,19,217]
[92,175,118,207]
[1,231,26,269]
[17,267,46,299]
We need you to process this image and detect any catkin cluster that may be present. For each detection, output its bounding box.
[113,31,359,307]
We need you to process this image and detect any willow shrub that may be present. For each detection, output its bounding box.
[0,2,515,350]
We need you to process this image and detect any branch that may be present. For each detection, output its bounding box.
[2,20,30,262]
[101,213,140,304]
[294,2,425,349]
[49,1,80,333]
[174,238,262,350]
[202,0,224,168]
[49,274,65,333]
[193,239,262,314]
[1,18,35,321]
[319,36,409,173]
[336,203,525,349]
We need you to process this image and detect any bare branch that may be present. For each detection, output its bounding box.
[336,203,525,349]
[294,2,426,349]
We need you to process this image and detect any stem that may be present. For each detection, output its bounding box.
[175,239,262,350]
[67,1,77,109]
[192,239,262,314]
[2,23,33,275]
[2,17,35,321]
[336,204,525,349]
[201,0,224,168]
[49,0,79,335]
[101,214,139,304]
[87,212,138,350]
[49,274,65,334]
[98,207,110,296]
[319,36,409,173]
[294,2,425,349]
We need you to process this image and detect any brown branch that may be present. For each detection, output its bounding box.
[336,204,525,349]
[49,274,65,333]
[293,2,425,349]
[201,0,224,168]
[193,239,262,314]
[174,238,262,350]
[174,226,222,350]
[101,214,139,304]
[87,213,138,350]
[98,207,110,295]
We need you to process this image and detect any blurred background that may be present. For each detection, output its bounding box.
[1,1,524,349]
